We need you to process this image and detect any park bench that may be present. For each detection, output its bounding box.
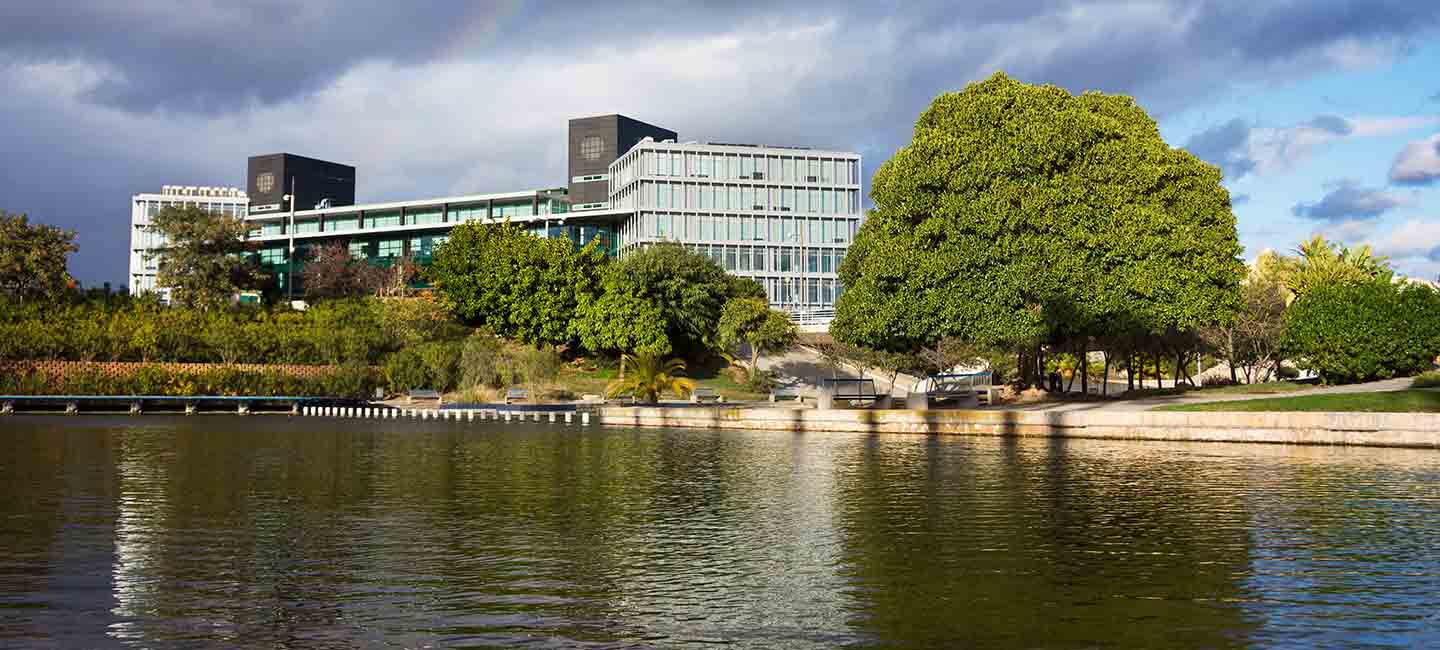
[504,387,529,404]
[925,371,995,406]
[769,386,803,403]
[821,378,881,406]
[691,387,724,404]
[408,389,441,404]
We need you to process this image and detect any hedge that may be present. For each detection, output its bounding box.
[0,363,380,399]
[1283,281,1440,384]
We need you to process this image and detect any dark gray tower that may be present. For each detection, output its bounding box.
[245,153,356,215]
[567,115,676,206]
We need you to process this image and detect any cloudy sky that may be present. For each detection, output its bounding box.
[4,1,1440,287]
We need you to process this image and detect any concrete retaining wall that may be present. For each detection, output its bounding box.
[598,407,1440,449]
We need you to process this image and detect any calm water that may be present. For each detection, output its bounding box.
[2,416,1438,649]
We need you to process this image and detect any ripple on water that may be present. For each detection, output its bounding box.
[0,416,1436,649]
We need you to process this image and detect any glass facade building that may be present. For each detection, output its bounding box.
[609,141,862,313]
[241,189,606,294]
[130,116,863,322]
[129,186,250,297]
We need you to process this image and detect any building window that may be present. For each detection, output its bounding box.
[255,172,275,194]
[378,239,403,258]
[580,135,605,161]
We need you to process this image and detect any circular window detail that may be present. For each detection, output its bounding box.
[580,135,605,161]
[255,172,275,194]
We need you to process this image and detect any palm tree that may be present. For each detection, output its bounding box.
[605,352,696,403]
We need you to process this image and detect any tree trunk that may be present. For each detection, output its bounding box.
[1154,350,1163,389]
[1228,333,1238,384]
[1101,350,1111,396]
[1080,342,1089,396]
[1126,348,1134,392]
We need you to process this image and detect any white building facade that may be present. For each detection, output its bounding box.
[607,140,862,316]
[129,186,248,296]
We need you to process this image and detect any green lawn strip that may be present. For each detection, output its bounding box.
[1154,390,1440,413]
[1195,381,1309,395]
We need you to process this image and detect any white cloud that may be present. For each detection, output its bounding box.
[1372,218,1440,259]
[1314,218,1378,244]
[1389,133,1440,186]
[1248,115,1437,176]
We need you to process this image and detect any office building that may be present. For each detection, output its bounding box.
[608,139,861,315]
[129,185,249,297]
[136,114,862,317]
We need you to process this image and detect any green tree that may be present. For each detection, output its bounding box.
[832,73,1244,383]
[575,243,759,358]
[0,210,77,299]
[717,297,799,376]
[605,352,697,403]
[148,204,260,309]
[1283,280,1440,384]
[1262,235,1392,301]
[428,223,605,345]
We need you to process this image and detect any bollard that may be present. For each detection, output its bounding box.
[504,412,511,422]
[565,412,573,424]
[467,410,475,421]
[581,412,590,425]
[532,412,541,422]
[549,412,556,423]
[130,401,142,415]
[186,403,198,416]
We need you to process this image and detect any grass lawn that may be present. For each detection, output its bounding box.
[1154,390,1440,413]
[1193,381,1310,395]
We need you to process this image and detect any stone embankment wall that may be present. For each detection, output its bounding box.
[600,407,1440,449]
[3,360,339,381]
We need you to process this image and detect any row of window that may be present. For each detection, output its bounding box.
[625,212,858,245]
[257,235,451,265]
[140,200,246,219]
[637,182,861,215]
[755,276,843,307]
[246,201,542,237]
[682,243,846,275]
[613,149,859,188]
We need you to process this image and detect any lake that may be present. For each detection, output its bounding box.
[2,416,1437,648]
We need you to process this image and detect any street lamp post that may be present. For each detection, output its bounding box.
[284,176,296,302]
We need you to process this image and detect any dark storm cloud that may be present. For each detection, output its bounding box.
[1291,181,1407,220]
[4,0,1440,286]
[0,2,499,112]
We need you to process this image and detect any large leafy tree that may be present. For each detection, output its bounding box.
[833,72,1244,373]
[0,210,78,299]
[427,222,605,346]
[149,204,260,309]
[717,297,799,375]
[573,243,764,358]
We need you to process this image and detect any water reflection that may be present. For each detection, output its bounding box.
[0,416,1436,648]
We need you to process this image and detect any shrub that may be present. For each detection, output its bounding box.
[1414,371,1440,389]
[418,340,462,392]
[1276,365,1300,380]
[384,348,431,393]
[1283,281,1440,384]
[1201,376,1236,388]
[459,333,517,389]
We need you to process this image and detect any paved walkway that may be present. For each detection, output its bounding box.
[758,346,1425,412]
[1005,377,1419,412]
